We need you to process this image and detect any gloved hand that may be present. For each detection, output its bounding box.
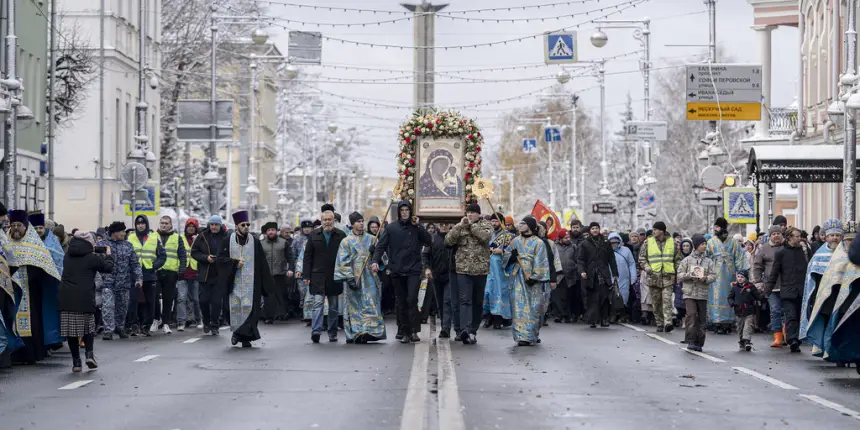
[347,278,359,291]
[525,278,539,286]
[368,244,376,256]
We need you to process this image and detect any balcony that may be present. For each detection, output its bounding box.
[747,0,799,27]
[741,106,798,149]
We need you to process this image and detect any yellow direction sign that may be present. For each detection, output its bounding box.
[686,102,761,121]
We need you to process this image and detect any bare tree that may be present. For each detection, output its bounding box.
[49,19,96,127]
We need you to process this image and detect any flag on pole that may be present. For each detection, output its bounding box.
[531,200,562,240]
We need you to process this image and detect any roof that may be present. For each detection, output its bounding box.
[747,145,859,183]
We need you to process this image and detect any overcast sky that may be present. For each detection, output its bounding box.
[267,0,798,177]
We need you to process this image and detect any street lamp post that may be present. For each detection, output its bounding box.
[210,9,269,217]
[843,0,859,223]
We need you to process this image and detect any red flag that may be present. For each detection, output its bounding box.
[531,200,562,240]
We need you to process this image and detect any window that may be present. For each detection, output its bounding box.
[116,96,122,167]
[126,99,131,155]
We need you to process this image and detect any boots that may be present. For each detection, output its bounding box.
[771,331,785,348]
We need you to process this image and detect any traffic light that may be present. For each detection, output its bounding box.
[723,174,739,188]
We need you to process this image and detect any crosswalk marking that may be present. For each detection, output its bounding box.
[58,380,94,390]
[134,354,159,362]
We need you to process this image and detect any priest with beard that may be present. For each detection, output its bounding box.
[705,217,749,334]
[28,212,64,350]
[2,210,61,363]
[576,222,618,328]
[216,210,273,348]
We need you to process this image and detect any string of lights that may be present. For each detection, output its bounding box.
[265,0,646,50]
[257,0,607,16]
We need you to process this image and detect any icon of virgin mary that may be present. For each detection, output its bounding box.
[418,148,462,198]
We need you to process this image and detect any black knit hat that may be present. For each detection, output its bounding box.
[348,212,363,225]
[588,221,600,229]
[522,216,538,233]
[321,203,335,213]
[714,217,728,230]
[466,203,481,214]
[692,234,707,249]
[652,221,667,232]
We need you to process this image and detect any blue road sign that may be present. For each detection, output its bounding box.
[544,126,562,143]
[522,138,537,154]
[723,187,757,224]
[544,32,577,64]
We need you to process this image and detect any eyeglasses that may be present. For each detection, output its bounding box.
[239,223,250,227]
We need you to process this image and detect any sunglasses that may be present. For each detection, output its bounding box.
[238,223,250,227]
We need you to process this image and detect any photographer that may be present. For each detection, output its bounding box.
[58,231,114,373]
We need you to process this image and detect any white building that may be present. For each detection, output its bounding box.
[53,0,161,229]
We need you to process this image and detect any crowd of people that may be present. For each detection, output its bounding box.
[1,199,859,374]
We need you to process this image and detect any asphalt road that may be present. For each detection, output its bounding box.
[1,319,859,430]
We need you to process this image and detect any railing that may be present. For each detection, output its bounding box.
[769,107,798,136]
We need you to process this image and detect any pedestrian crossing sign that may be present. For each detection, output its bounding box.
[723,187,756,224]
[544,32,577,64]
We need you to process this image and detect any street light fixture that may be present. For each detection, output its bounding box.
[328,123,338,133]
[251,28,269,45]
[828,100,846,123]
[590,30,609,48]
[285,63,299,79]
[515,125,526,133]
[556,70,571,84]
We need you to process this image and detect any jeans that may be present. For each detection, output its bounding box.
[311,294,340,336]
[198,282,223,328]
[393,275,422,334]
[456,274,488,334]
[176,280,188,325]
[434,277,460,332]
[184,279,202,323]
[768,293,783,332]
[156,271,179,325]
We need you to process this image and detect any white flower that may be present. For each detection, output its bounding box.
[465,153,474,161]
[457,127,463,133]
[407,176,413,181]
[407,189,414,196]
[465,185,472,191]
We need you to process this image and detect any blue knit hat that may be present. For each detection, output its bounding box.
[208,215,223,225]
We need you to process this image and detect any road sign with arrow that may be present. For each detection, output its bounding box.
[685,64,762,121]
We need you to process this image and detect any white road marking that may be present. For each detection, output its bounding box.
[400,324,430,430]
[134,354,160,362]
[799,394,860,420]
[731,366,798,390]
[58,380,94,390]
[437,332,466,430]
[619,323,646,332]
[183,337,202,344]
[645,333,677,345]
[682,348,726,363]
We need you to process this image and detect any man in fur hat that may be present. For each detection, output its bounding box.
[260,221,290,324]
[98,221,142,339]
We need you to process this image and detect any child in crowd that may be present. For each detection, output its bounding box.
[727,269,764,351]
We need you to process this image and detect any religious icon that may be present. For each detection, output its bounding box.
[415,138,466,217]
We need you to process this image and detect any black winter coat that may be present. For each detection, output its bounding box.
[302,228,347,296]
[58,238,114,313]
[422,232,451,285]
[576,235,618,289]
[727,282,764,317]
[372,218,432,276]
[767,244,810,300]
[191,228,228,284]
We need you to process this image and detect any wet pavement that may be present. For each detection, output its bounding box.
[1,318,859,430]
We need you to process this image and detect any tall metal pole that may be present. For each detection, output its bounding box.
[706,0,717,136]
[311,129,317,209]
[47,0,57,218]
[248,57,258,214]
[570,106,577,204]
[3,0,18,208]
[845,0,858,222]
[546,116,555,209]
[508,170,515,216]
[97,0,105,225]
[208,12,218,215]
[598,61,610,196]
[643,19,651,122]
[135,0,149,168]
[403,2,448,112]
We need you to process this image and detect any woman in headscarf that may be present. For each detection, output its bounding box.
[674,238,693,329]
[57,231,114,372]
[609,233,637,323]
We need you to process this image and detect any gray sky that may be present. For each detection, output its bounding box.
[268,0,797,177]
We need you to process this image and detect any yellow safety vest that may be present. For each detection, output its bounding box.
[646,237,675,274]
[161,233,181,272]
[182,235,197,271]
[128,233,159,270]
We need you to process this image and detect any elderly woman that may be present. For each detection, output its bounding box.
[609,233,637,322]
[58,231,114,372]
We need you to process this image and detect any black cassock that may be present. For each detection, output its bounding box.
[216,234,274,343]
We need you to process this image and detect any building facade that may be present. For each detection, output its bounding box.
[0,0,49,211]
[52,0,161,229]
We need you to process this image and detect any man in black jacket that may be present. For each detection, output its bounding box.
[577,221,619,328]
[303,204,348,343]
[372,200,432,343]
[190,215,228,335]
[422,223,459,338]
[766,226,810,352]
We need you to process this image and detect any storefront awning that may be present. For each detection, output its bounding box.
[747,145,860,183]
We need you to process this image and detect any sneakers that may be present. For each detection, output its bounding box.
[118,329,129,339]
[177,324,185,332]
[656,326,664,333]
[196,323,204,329]
[410,333,420,343]
[453,332,463,342]
[311,332,321,343]
[102,332,114,341]
[664,324,674,333]
[85,351,98,369]
[460,330,471,345]
[329,334,338,343]
[210,327,220,336]
[395,328,405,340]
[203,325,211,334]
[129,325,140,337]
[439,330,450,338]
[150,320,160,333]
[163,325,172,335]
[72,358,82,373]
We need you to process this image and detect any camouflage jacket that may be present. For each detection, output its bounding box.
[444,219,492,276]
[96,238,142,291]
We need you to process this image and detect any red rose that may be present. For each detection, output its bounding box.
[404,137,411,143]
[409,159,415,165]
[414,128,421,135]
[467,134,473,140]
[469,162,475,168]
[475,146,482,152]
[404,168,410,175]
[426,122,433,128]
[459,120,465,125]
[465,173,471,180]
[436,119,441,124]
[477,132,481,137]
